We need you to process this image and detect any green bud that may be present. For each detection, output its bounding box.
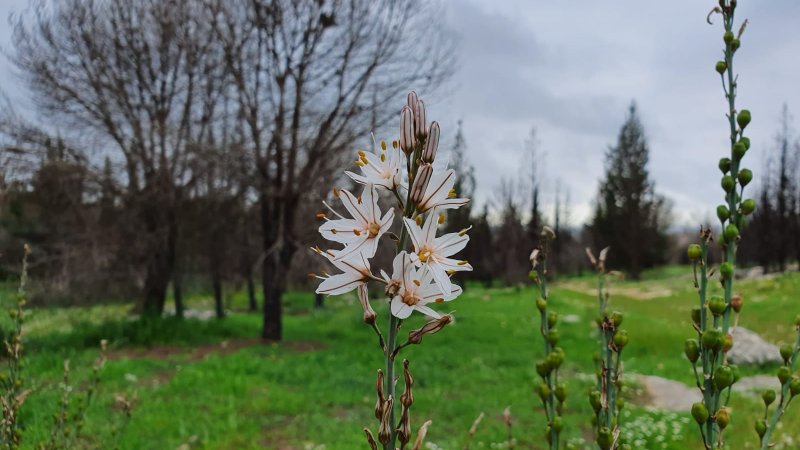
[762,389,776,407]
[548,311,558,328]
[780,344,794,364]
[715,61,727,74]
[537,382,551,400]
[536,360,550,377]
[741,136,751,149]
[741,198,756,215]
[613,329,629,350]
[547,347,565,369]
[730,364,741,383]
[778,366,792,385]
[685,339,700,363]
[708,295,726,316]
[790,377,800,397]
[555,383,567,402]
[755,419,767,438]
[724,224,740,242]
[547,329,559,346]
[691,307,702,327]
[589,390,602,413]
[536,298,547,312]
[596,427,613,450]
[723,333,734,353]
[692,402,709,424]
[719,157,731,174]
[733,142,747,160]
[716,407,730,430]
[687,244,702,261]
[731,39,741,51]
[738,169,753,187]
[715,365,734,390]
[610,311,623,327]
[737,109,751,128]
[702,329,724,351]
[719,262,734,280]
[723,31,734,44]
[721,175,735,193]
[552,416,563,432]
[716,205,730,223]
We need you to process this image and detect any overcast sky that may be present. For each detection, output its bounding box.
[2,1,800,227]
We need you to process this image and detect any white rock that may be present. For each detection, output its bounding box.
[727,327,782,366]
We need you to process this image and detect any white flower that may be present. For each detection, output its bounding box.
[312,248,372,295]
[382,252,461,319]
[319,184,394,260]
[402,211,472,295]
[345,139,403,191]
[415,168,469,213]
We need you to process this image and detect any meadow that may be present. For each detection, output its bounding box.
[1,266,798,450]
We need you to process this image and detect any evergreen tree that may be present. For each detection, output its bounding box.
[590,103,670,279]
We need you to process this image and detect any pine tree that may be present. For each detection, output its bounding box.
[590,102,669,279]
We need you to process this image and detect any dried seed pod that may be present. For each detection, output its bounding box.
[377,396,394,445]
[363,428,378,450]
[397,406,411,445]
[401,359,414,408]
[408,314,452,344]
[374,370,385,420]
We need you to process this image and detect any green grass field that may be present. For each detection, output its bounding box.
[3,266,800,449]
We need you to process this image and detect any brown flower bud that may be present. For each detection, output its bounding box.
[409,315,453,344]
[374,370,385,420]
[412,420,432,450]
[414,99,427,139]
[397,406,411,444]
[358,285,376,325]
[410,163,433,206]
[401,359,414,407]
[378,396,394,445]
[363,428,378,450]
[400,106,416,154]
[731,294,743,313]
[421,121,439,163]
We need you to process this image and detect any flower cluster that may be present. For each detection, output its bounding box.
[312,91,472,449]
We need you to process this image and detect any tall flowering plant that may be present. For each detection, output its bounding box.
[312,91,472,449]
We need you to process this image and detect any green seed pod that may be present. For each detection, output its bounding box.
[536,298,547,312]
[702,329,723,351]
[716,407,730,430]
[741,136,751,150]
[723,31,734,44]
[715,365,734,390]
[720,262,734,280]
[730,364,741,383]
[708,295,726,316]
[762,389,776,407]
[610,311,624,327]
[723,333,734,353]
[738,168,753,187]
[691,307,703,327]
[596,427,613,450]
[685,339,700,363]
[755,419,767,438]
[613,329,629,350]
[741,198,756,215]
[548,311,558,328]
[538,382,551,401]
[719,157,731,174]
[547,347,565,369]
[547,329,559,346]
[555,383,567,402]
[790,377,800,397]
[589,390,602,413]
[721,175,735,193]
[731,39,741,51]
[687,244,702,261]
[724,224,740,242]
[692,402,709,425]
[716,205,730,223]
[780,344,793,364]
[737,109,751,128]
[733,142,747,161]
[552,417,563,432]
[778,366,792,385]
[536,360,550,377]
[715,61,727,74]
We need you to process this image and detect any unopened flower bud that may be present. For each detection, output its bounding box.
[730,294,743,313]
[536,298,547,312]
[401,359,414,407]
[551,416,563,433]
[547,329,559,346]
[755,419,768,438]
[692,402,709,424]
[719,157,731,174]
[741,136,751,149]
[400,106,416,154]
[408,314,452,344]
[719,262,734,280]
[702,329,724,351]
[613,329,629,350]
[536,360,550,377]
[687,244,702,261]
[738,168,752,186]
[741,198,756,215]
[731,38,741,51]
[716,205,730,223]
[410,163,433,206]
[777,366,792,385]
[737,109,751,128]
[555,383,567,403]
[537,382,550,401]
[610,311,623,327]
[715,61,727,74]
[790,377,800,397]
[358,285,376,325]
[407,91,418,110]
[733,142,747,161]
[716,407,730,430]
[414,99,427,139]
[685,339,700,363]
[548,312,558,328]
[709,296,726,316]
[721,175,735,193]
[723,31,734,44]
[762,389,776,407]
[780,344,793,364]
[589,390,602,413]
[421,121,439,163]
[378,397,394,445]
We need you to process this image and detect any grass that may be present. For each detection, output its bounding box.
[2,267,800,449]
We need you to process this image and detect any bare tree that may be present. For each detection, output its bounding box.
[211,0,454,340]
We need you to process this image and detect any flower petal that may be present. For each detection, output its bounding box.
[414,304,442,319]
[319,218,363,243]
[403,217,423,251]
[339,189,370,225]
[316,273,363,295]
[433,232,469,257]
[427,262,453,297]
[390,296,414,319]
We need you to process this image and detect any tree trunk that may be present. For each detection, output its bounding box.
[247,272,257,312]
[262,255,283,340]
[213,272,224,319]
[139,182,178,317]
[173,271,184,319]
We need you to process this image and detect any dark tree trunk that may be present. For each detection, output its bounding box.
[173,271,184,319]
[247,272,257,312]
[213,272,224,319]
[141,200,177,317]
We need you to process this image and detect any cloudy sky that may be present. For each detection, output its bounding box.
[2,1,800,227]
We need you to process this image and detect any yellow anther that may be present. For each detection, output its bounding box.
[380,154,386,162]
[438,212,446,224]
[357,195,363,204]
[358,150,366,157]
[353,229,361,236]
[308,273,317,278]
[331,229,338,234]
[446,270,455,275]
[360,155,369,164]
[418,248,432,262]
[368,222,380,238]
[435,298,444,303]
[447,188,457,199]
[458,227,470,236]
[415,215,423,225]
[355,160,365,167]
[457,260,468,266]
[316,213,326,219]
[392,140,398,149]
[381,140,387,150]
[413,279,420,286]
